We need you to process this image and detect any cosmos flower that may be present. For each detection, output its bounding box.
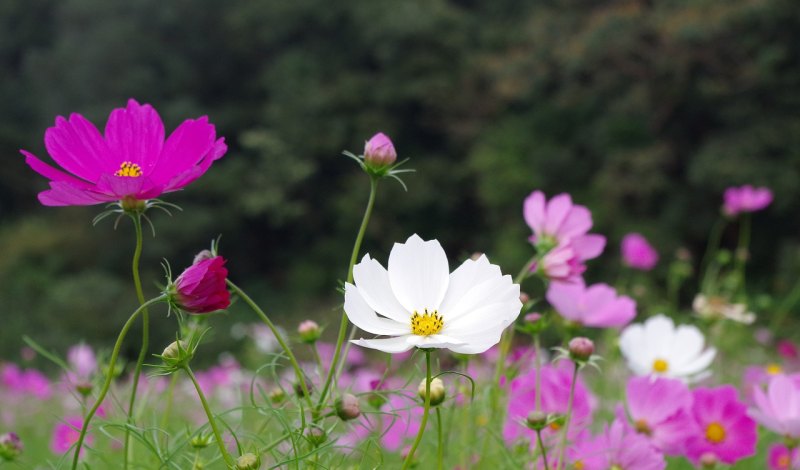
[23,99,227,206]
[546,280,636,328]
[51,416,90,455]
[621,376,693,455]
[748,374,800,438]
[345,234,522,354]
[568,420,666,470]
[723,185,773,216]
[619,314,716,381]
[170,256,231,314]
[768,444,799,470]
[685,385,757,465]
[621,233,659,271]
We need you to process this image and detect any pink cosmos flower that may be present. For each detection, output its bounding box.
[568,420,666,470]
[1,364,52,399]
[768,444,799,470]
[685,385,757,465]
[171,255,230,314]
[620,233,659,270]
[51,416,89,455]
[546,280,636,328]
[523,191,606,283]
[723,185,773,216]
[23,99,227,206]
[749,374,800,438]
[504,364,593,447]
[66,343,97,382]
[621,376,693,455]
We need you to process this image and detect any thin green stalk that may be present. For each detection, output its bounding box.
[312,344,325,378]
[183,365,235,468]
[227,280,314,412]
[124,213,150,469]
[700,217,727,294]
[771,276,800,330]
[555,363,580,470]
[436,407,444,470]
[71,295,165,470]
[160,373,179,430]
[734,213,751,298]
[536,429,551,470]
[403,350,432,470]
[317,177,379,415]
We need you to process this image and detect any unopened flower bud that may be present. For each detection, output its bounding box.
[305,425,327,446]
[190,432,213,449]
[294,381,313,398]
[524,312,542,324]
[335,393,361,421]
[470,252,484,261]
[236,452,261,470]
[161,340,191,368]
[568,337,594,362]
[0,432,22,461]
[297,320,321,344]
[418,377,446,406]
[363,132,397,168]
[76,381,93,397]
[268,387,286,404]
[525,411,547,430]
[193,249,214,264]
[519,292,531,304]
[699,452,718,469]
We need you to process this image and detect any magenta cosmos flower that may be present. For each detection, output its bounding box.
[567,420,666,470]
[51,416,89,455]
[723,184,773,216]
[170,256,230,314]
[23,99,227,206]
[546,279,636,328]
[621,233,659,270]
[523,191,605,282]
[685,385,757,465]
[621,376,694,455]
[749,374,800,438]
[768,444,799,470]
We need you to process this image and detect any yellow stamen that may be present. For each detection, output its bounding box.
[114,161,143,177]
[778,454,790,468]
[766,363,783,375]
[548,422,561,431]
[652,358,669,373]
[574,461,585,470]
[410,309,443,336]
[634,419,652,436]
[705,422,726,443]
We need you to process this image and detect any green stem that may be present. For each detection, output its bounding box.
[536,429,551,470]
[555,363,579,470]
[71,295,165,470]
[124,213,150,469]
[226,280,314,413]
[312,343,325,378]
[160,373,179,431]
[771,276,800,330]
[436,407,444,470]
[403,350,432,470]
[317,177,379,416]
[734,213,751,299]
[701,217,727,294]
[183,365,235,468]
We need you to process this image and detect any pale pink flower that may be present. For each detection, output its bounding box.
[768,443,799,470]
[622,376,693,455]
[749,374,800,438]
[546,280,636,328]
[569,420,666,470]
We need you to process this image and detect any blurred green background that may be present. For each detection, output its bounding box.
[1,0,799,364]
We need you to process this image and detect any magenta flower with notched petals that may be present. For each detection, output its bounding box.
[23,99,227,206]
[685,385,757,465]
[622,376,693,455]
[723,185,773,216]
[621,233,659,271]
[546,280,636,328]
[569,420,666,470]
[768,444,799,470]
[171,256,230,314]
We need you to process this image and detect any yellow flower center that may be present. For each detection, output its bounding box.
[634,419,652,436]
[114,161,143,177]
[766,363,783,375]
[548,422,561,431]
[705,422,726,443]
[410,309,443,336]
[573,461,585,470]
[778,454,790,468]
[652,358,669,373]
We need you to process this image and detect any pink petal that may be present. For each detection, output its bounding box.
[543,193,573,235]
[149,117,216,185]
[573,234,606,260]
[45,114,115,182]
[22,151,94,190]
[104,99,165,173]
[163,137,227,192]
[523,190,546,234]
[546,280,585,322]
[96,174,162,200]
[38,181,116,206]
[558,205,593,240]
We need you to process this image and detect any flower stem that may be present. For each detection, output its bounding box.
[555,363,579,470]
[734,213,751,299]
[403,349,433,470]
[700,216,727,294]
[536,429,551,470]
[317,177,379,416]
[124,212,149,469]
[226,280,314,413]
[436,407,444,470]
[71,295,165,470]
[183,365,235,468]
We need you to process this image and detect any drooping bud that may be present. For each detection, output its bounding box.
[0,432,22,461]
[294,380,313,398]
[525,411,547,431]
[161,340,191,368]
[169,256,231,314]
[568,337,595,363]
[268,387,286,404]
[335,393,361,421]
[418,377,446,406]
[297,320,321,344]
[363,132,397,169]
[236,452,261,470]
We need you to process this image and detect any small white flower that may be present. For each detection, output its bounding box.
[345,234,522,354]
[619,314,716,382]
[692,294,756,325]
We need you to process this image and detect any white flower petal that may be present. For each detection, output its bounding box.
[668,325,705,367]
[644,315,675,356]
[388,234,450,313]
[352,336,415,353]
[352,254,410,323]
[344,284,410,336]
[444,301,520,337]
[671,347,716,377]
[438,255,501,316]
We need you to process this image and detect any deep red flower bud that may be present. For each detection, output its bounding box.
[172,256,231,314]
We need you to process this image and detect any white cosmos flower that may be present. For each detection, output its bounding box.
[619,314,716,382]
[345,234,522,354]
